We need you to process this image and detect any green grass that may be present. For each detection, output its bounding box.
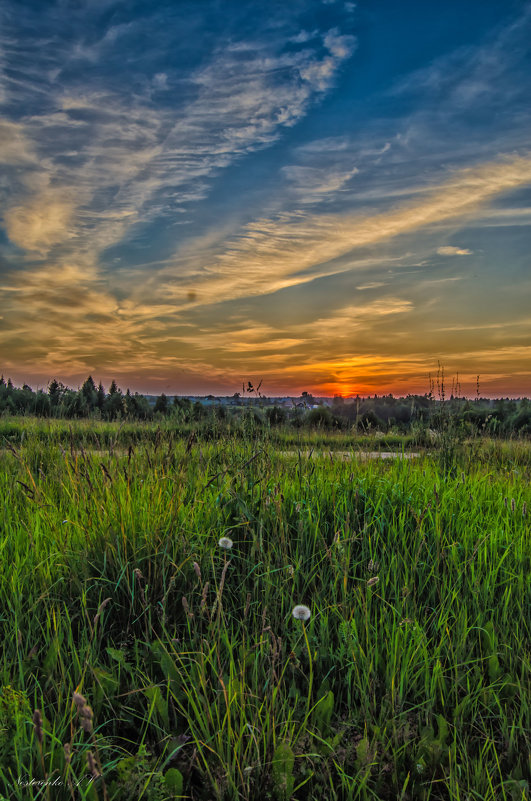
[0,414,416,451]
[0,419,529,800]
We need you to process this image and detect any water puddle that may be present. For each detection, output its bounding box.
[278,450,420,460]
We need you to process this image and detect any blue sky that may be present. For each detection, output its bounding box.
[1,0,530,396]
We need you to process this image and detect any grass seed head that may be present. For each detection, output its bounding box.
[79,705,94,734]
[87,750,100,778]
[93,597,111,626]
[182,596,193,618]
[367,576,380,587]
[32,709,43,744]
[292,604,311,621]
[200,581,210,614]
[73,692,87,710]
[73,692,94,733]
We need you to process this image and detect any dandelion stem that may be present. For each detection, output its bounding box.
[302,622,313,716]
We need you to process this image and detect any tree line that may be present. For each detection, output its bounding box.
[0,376,152,420]
[0,375,529,434]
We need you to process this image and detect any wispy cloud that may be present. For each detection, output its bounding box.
[162,153,531,308]
[0,12,356,264]
[0,4,358,380]
[1,2,530,396]
[436,246,473,256]
[281,164,359,201]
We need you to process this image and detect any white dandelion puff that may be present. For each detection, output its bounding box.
[292,604,311,621]
[218,537,233,550]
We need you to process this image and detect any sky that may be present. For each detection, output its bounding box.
[1,0,530,397]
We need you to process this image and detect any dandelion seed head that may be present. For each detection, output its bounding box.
[218,537,233,550]
[292,604,311,621]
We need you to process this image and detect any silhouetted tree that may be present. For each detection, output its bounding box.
[154,393,169,414]
[104,381,123,419]
[96,382,106,411]
[81,376,97,410]
[48,379,67,407]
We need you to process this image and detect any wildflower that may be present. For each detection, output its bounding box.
[367,576,379,587]
[292,604,311,621]
[218,537,233,550]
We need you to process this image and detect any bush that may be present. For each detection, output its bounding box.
[266,406,287,426]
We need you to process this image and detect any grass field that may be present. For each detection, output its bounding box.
[0,418,529,800]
